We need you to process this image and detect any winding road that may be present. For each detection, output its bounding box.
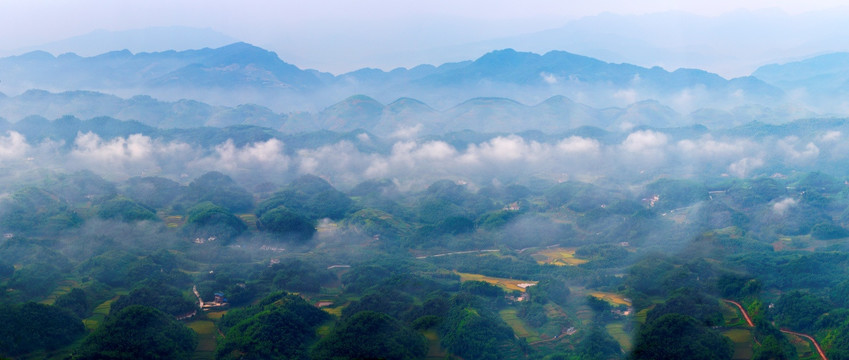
[780,329,828,360]
[414,249,498,259]
[722,299,753,327]
[722,299,828,360]
[193,285,204,309]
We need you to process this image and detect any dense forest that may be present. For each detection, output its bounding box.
[1,136,849,359]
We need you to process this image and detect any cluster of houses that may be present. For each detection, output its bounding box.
[193,236,217,244]
[200,292,229,311]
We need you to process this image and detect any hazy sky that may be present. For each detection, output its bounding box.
[1,0,848,74]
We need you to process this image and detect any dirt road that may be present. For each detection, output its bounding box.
[723,299,828,360]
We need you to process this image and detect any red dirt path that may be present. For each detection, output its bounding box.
[723,299,828,360]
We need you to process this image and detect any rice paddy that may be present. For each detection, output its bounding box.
[499,309,541,342]
[456,272,537,292]
[722,329,753,360]
[589,291,631,306]
[39,279,78,305]
[83,296,119,331]
[186,320,217,360]
[606,323,632,351]
[532,247,589,266]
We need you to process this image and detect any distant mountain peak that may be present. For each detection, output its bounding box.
[12,26,238,57]
[474,48,540,66]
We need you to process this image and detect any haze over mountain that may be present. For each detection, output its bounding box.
[7,27,237,58]
[753,53,849,112]
[0,88,817,137]
[5,4,849,360]
[0,42,799,115]
[409,9,849,79]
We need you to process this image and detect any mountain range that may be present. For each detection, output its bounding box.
[0,89,816,136]
[0,42,846,133]
[0,42,786,110]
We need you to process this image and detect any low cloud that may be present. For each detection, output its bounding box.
[540,72,558,85]
[622,130,668,153]
[0,131,31,160]
[190,138,289,174]
[69,132,195,178]
[772,197,797,216]
[0,126,846,191]
[728,156,764,178]
[777,136,819,162]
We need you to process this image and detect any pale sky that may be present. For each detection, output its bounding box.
[1,0,848,74]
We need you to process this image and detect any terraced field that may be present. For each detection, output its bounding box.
[499,309,541,342]
[786,333,817,359]
[532,247,589,266]
[606,323,632,352]
[589,291,631,306]
[456,272,537,292]
[722,329,753,360]
[186,320,217,360]
[720,301,743,326]
[83,296,119,331]
[39,279,78,305]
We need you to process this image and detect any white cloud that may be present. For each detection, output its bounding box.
[0,131,31,159]
[622,130,668,153]
[676,136,748,160]
[540,72,558,84]
[69,132,194,178]
[777,136,819,162]
[192,138,289,173]
[728,156,764,177]
[557,136,600,154]
[389,124,423,139]
[820,130,841,142]
[772,197,797,216]
[613,89,638,104]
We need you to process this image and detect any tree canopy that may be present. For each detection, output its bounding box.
[74,305,197,360]
[311,311,427,360]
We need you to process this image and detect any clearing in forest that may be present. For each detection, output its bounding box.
[499,309,541,342]
[39,279,78,305]
[187,320,217,360]
[532,247,589,266]
[588,291,631,306]
[456,272,537,292]
[606,323,632,352]
[422,329,448,360]
[83,296,120,331]
[722,329,754,360]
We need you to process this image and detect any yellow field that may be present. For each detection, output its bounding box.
[532,247,589,266]
[238,214,258,230]
[83,296,119,330]
[321,305,344,316]
[456,272,537,292]
[163,215,184,228]
[589,291,631,306]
